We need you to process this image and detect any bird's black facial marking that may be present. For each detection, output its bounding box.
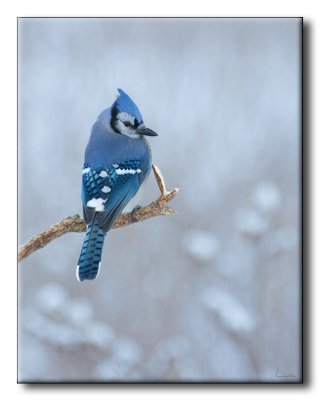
[110,105,121,134]
[133,118,140,129]
[110,107,143,137]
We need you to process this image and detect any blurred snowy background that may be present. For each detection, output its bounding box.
[18,18,301,382]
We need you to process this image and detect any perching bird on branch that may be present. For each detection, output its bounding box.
[77,89,158,281]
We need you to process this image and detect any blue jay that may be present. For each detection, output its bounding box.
[77,89,158,281]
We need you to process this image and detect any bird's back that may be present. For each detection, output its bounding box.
[85,119,152,177]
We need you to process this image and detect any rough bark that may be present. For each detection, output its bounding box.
[18,164,179,262]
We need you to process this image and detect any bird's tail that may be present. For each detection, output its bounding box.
[77,216,105,281]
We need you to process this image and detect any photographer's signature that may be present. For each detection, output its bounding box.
[276,368,296,379]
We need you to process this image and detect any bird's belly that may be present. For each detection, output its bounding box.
[122,175,149,213]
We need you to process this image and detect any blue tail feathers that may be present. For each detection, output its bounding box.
[77,217,105,281]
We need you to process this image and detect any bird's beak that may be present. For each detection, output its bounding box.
[137,127,158,137]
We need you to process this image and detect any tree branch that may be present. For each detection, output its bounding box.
[18,165,179,262]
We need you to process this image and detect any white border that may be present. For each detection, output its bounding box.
[1,0,319,398]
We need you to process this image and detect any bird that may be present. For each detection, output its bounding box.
[77,89,158,281]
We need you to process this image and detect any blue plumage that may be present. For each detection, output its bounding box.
[77,89,157,281]
[77,216,105,281]
[114,88,143,123]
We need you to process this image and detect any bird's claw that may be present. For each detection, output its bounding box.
[131,205,142,223]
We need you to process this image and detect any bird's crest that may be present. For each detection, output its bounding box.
[113,88,143,123]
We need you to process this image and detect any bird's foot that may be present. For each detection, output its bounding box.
[131,205,142,223]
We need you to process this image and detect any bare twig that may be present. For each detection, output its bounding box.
[18,165,179,262]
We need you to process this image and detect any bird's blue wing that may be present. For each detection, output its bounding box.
[81,165,109,224]
[82,162,142,231]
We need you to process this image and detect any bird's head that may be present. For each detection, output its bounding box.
[109,89,158,139]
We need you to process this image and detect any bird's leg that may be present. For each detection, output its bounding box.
[131,205,142,223]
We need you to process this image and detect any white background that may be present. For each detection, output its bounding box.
[0,0,318,398]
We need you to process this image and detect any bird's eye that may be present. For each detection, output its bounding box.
[123,121,131,127]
